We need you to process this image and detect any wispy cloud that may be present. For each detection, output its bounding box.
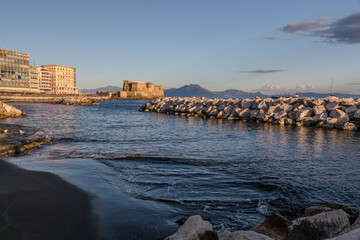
[251,36,295,41]
[258,83,317,94]
[280,12,360,44]
[239,69,282,74]
[349,82,360,85]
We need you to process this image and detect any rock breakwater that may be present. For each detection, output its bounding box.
[51,97,99,105]
[139,96,360,130]
[165,204,360,240]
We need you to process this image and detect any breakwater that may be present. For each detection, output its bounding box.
[139,96,360,130]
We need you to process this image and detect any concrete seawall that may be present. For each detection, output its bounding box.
[139,96,360,131]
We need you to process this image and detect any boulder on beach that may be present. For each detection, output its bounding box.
[0,102,27,118]
[164,215,217,240]
[288,210,350,240]
[252,213,290,240]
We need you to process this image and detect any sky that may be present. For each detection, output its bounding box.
[1,0,359,94]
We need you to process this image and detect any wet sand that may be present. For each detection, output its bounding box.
[0,159,100,240]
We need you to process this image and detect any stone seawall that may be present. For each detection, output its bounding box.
[139,96,360,131]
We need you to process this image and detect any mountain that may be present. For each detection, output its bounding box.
[80,85,122,94]
[165,84,216,98]
[164,84,267,99]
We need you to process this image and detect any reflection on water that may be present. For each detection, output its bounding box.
[2,101,360,231]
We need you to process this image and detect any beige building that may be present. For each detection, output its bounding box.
[35,67,51,93]
[29,67,40,93]
[42,65,78,95]
[118,80,164,99]
[0,49,30,92]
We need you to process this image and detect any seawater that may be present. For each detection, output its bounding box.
[2,100,360,238]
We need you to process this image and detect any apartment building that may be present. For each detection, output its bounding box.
[42,65,78,95]
[35,67,51,93]
[0,49,30,92]
[29,67,40,93]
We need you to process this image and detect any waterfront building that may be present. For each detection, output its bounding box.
[29,67,40,93]
[118,80,164,99]
[0,49,30,93]
[42,65,78,95]
[35,67,51,94]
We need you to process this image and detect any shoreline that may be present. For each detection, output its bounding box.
[0,123,100,239]
[0,159,100,240]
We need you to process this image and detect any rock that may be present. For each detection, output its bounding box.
[326,102,340,111]
[238,108,250,118]
[252,213,290,240]
[288,210,350,240]
[0,102,27,118]
[164,215,217,240]
[313,112,328,122]
[330,109,350,124]
[354,110,360,120]
[250,109,260,118]
[345,105,357,115]
[273,111,287,120]
[296,107,313,121]
[327,228,360,240]
[217,229,273,240]
[343,122,357,131]
[304,204,353,217]
[339,210,360,236]
[314,105,327,115]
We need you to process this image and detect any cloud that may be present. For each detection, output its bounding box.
[281,19,331,35]
[240,69,283,74]
[349,82,360,85]
[258,83,317,94]
[280,12,360,44]
[258,83,290,94]
[295,83,316,92]
[251,36,295,41]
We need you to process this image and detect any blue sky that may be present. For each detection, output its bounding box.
[1,0,359,93]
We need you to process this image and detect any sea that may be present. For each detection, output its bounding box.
[2,100,360,239]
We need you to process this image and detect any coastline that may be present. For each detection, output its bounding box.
[0,123,100,239]
[0,159,100,240]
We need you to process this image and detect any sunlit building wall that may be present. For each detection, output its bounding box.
[0,49,30,92]
[42,65,78,95]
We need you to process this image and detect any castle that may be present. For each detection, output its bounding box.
[118,80,164,99]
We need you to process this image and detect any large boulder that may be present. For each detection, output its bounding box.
[327,228,360,240]
[0,102,26,118]
[252,214,290,240]
[296,107,313,121]
[164,215,217,240]
[217,229,273,240]
[329,109,349,124]
[326,102,340,111]
[288,210,350,240]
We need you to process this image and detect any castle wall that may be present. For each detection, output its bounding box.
[118,80,164,99]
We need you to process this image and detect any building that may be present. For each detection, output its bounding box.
[118,80,164,99]
[34,67,51,94]
[42,65,78,95]
[0,49,30,93]
[29,66,40,93]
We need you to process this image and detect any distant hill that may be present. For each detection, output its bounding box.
[80,85,122,94]
[164,84,267,99]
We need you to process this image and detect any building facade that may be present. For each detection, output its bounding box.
[35,67,51,93]
[42,65,78,95]
[0,49,30,92]
[29,67,40,93]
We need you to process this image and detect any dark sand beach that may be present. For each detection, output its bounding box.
[0,159,100,240]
